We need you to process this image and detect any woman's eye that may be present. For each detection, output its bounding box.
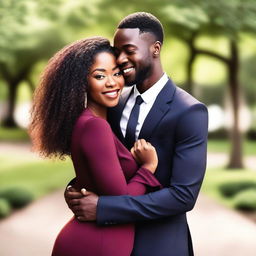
[114,71,123,77]
[94,74,105,80]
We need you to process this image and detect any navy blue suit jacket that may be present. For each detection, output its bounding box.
[98,79,208,256]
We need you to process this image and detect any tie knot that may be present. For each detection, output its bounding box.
[135,95,143,105]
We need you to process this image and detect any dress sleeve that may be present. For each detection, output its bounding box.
[80,118,161,196]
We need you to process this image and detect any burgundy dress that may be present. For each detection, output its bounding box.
[52,109,161,256]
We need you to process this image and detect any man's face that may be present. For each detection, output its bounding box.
[113,28,154,87]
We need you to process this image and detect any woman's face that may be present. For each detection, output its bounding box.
[87,51,124,109]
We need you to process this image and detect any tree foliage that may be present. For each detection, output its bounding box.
[96,0,256,169]
[0,0,95,127]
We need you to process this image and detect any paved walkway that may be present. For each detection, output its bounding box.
[188,194,256,256]
[1,143,256,255]
[0,190,71,256]
[0,190,256,256]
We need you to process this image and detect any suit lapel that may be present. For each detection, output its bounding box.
[138,79,176,141]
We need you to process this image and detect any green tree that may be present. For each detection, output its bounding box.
[97,0,256,168]
[0,0,94,127]
[167,0,256,168]
[0,0,64,127]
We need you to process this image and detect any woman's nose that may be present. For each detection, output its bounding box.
[106,76,116,87]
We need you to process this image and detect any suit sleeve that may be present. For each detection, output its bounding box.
[80,118,161,197]
[97,103,208,224]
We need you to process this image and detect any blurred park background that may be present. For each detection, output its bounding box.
[0,0,256,255]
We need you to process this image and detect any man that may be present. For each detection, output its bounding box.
[66,12,208,256]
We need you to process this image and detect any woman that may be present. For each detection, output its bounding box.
[29,37,161,256]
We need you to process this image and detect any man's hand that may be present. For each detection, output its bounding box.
[64,186,99,222]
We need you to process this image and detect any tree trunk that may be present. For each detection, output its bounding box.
[0,62,33,128]
[185,34,197,95]
[227,40,244,169]
[195,42,244,169]
[186,46,196,95]
[2,82,19,128]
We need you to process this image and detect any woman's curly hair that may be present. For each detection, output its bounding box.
[29,36,114,159]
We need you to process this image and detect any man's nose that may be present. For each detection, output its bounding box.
[117,52,128,65]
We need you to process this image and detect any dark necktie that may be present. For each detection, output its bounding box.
[125,95,143,149]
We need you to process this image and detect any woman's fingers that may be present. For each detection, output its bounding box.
[136,139,151,150]
[130,147,135,156]
[134,140,138,151]
[134,139,155,154]
[135,139,144,151]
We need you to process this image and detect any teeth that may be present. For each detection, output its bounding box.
[105,91,117,96]
[123,67,134,74]
[104,90,118,97]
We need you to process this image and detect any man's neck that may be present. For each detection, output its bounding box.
[137,73,164,94]
[136,63,164,94]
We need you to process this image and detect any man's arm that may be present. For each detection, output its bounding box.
[65,187,98,221]
[66,103,208,223]
[64,120,162,221]
[97,103,208,224]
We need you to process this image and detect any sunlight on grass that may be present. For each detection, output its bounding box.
[0,156,74,199]
[208,139,256,156]
[0,154,45,172]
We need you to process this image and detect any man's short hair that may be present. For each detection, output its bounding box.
[117,12,164,44]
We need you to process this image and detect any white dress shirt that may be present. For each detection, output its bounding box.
[120,73,168,140]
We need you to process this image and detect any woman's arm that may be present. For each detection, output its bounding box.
[80,117,161,196]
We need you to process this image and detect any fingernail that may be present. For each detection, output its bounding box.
[67,185,72,191]
[81,188,87,195]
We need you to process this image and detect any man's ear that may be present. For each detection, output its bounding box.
[152,41,162,58]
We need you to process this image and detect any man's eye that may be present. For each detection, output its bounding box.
[94,75,105,80]
[126,49,135,55]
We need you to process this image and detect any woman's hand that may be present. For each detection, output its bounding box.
[130,139,158,173]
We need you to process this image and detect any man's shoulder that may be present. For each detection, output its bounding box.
[174,85,206,110]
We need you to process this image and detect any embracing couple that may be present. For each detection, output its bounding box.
[30,12,208,256]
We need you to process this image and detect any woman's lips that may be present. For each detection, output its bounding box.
[102,89,120,98]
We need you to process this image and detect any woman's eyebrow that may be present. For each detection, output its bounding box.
[91,68,106,73]
[91,65,119,73]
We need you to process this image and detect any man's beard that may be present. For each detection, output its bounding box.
[126,63,153,87]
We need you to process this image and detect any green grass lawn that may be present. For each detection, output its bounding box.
[0,155,74,199]
[0,127,29,142]
[201,167,256,209]
[207,139,256,156]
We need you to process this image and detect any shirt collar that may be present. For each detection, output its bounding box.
[133,73,168,104]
